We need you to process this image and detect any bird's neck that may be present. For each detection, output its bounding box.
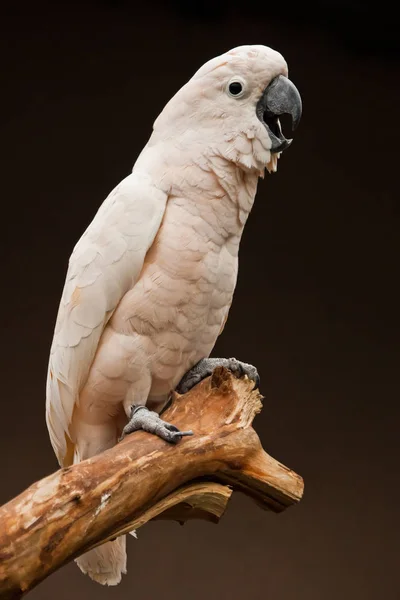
[204,152,260,228]
[134,142,261,238]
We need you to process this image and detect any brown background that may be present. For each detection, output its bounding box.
[0,1,399,599]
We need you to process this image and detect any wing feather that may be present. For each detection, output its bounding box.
[46,173,168,466]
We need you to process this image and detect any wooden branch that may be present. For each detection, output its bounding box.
[0,368,304,599]
[90,481,233,549]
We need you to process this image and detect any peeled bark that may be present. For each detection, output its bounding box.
[0,368,304,598]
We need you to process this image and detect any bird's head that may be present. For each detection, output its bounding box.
[153,45,302,174]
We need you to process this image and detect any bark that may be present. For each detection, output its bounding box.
[0,368,304,598]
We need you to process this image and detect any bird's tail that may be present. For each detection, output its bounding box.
[75,536,127,586]
[71,424,128,586]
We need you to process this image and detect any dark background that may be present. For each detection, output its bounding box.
[1,1,399,598]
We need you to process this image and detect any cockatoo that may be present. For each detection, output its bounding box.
[46,44,302,585]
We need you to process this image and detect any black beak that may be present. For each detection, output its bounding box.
[256,75,302,153]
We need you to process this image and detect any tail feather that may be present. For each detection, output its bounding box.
[75,536,127,586]
[72,420,128,585]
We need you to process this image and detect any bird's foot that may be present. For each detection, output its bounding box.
[176,357,260,394]
[119,405,193,444]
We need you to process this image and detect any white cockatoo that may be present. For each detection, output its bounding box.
[46,44,302,585]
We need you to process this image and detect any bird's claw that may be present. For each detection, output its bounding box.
[155,421,193,444]
[120,405,193,444]
[176,357,260,394]
[166,429,194,443]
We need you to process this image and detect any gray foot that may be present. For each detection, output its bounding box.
[120,405,193,444]
[176,357,260,395]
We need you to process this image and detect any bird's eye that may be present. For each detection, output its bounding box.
[229,82,243,96]
[227,77,246,98]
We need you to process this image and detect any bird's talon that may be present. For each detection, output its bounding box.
[177,357,260,394]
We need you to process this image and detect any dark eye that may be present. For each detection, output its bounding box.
[229,81,243,96]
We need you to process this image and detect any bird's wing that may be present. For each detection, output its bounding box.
[46,173,168,466]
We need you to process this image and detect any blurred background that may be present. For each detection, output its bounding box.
[0,1,399,599]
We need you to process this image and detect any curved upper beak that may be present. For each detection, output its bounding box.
[256,75,302,153]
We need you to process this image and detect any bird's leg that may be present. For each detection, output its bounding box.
[176,357,260,395]
[119,405,193,443]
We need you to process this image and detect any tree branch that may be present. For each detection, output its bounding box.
[0,368,304,599]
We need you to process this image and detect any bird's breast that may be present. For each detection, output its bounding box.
[110,197,239,386]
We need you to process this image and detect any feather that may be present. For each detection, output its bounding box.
[46,173,168,466]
